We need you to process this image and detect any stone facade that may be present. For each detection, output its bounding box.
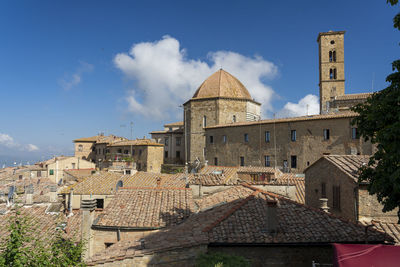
[318,31,346,114]
[305,156,398,223]
[47,157,95,183]
[204,114,373,173]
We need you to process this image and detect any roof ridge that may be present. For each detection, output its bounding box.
[202,189,261,232]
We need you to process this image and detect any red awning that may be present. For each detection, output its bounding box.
[333,243,400,267]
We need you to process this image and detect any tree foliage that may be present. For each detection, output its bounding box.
[195,252,251,267]
[351,1,400,222]
[0,205,85,267]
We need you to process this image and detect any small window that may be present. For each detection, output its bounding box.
[333,185,341,210]
[323,129,330,140]
[96,199,104,209]
[72,163,76,169]
[37,171,41,177]
[124,150,129,154]
[291,130,296,141]
[125,170,131,175]
[321,183,326,198]
[222,135,227,143]
[291,155,297,169]
[105,243,114,249]
[333,51,336,62]
[203,116,207,128]
[265,131,270,142]
[117,149,122,154]
[176,137,181,146]
[164,138,169,146]
[50,169,54,175]
[244,133,249,143]
[209,136,214,144]
[264,156,271,167]
[139,150,142,156]
[19,175,22,180]
[164,151,168,158]
[330,40,335,44]
[169,127,172,131]
[240,156,245,166]
[233,115,236,122]
[78,145,83,152]
[329,51,333,62]
[352,128,359,139]
[176,151,180,158]
[214,157,218,166]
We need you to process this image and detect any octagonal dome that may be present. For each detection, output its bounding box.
[192,69,252,100]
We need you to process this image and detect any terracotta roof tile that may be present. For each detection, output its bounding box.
[88,184,390,265]
[323,155,370,181]
[108,139,163,147]
[94,188,194,228]
[164,121,184,127]
[370,221,400,245]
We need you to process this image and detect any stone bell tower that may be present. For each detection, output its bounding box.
[317,31,346,114]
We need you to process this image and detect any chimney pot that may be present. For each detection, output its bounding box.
[319,198,329,213]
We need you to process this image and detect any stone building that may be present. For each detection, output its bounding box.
[150,121,184,164]
[46,156,95,184]
[87,185,391,267]
[305,155,398,223]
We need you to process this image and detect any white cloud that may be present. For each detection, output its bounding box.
[59,61,93,91]
[26,144,39,152]
[114,36,278,120]
[277,94,320,118]
[0,133,39,152]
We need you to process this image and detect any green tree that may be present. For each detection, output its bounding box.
[195,252,251,267]
[351,0,400,222]
[0,205,85,267]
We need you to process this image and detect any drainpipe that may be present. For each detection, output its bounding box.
[69,189,74,215]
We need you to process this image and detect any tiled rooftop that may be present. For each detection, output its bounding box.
[164,121,184,127]
[370,221,400,245]
[93,188,194,228]
[322,155,370,181]
[108,139,163,147]
[73,134,127,144]
[334,93,373,101]
[88,184,390,265]
[205,112,358,129]
[62,171,187,195]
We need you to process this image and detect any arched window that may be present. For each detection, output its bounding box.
[329,51,333,62]
[329,68,337,80]
[333,51,336,62]
[78,144,83,152]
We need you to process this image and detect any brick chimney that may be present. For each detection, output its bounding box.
[49,185,57,203]
[266,200,278,233]
[81,198,97,260]
[156,177,161,188]
[25,184,34,205]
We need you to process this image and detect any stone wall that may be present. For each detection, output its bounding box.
[305,158,357,221]
[205,116,373,173]
[358,184,398,223]
[74,141,96,161]
[146,146,164,173]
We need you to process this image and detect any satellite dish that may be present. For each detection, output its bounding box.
[116,180,123,192]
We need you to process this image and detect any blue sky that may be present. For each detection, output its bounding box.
[0,0,398,165]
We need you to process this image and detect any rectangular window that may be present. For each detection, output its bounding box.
[283,160,288,172]
[214,157,218,166]
[321,183,326,198]
[209,136,214,144]
[96,199,104,209]
[124,150,129,154]
[139,150,142,156]
[244,133,249,143]
[291,155,297,169]
[291,130,296,141]
[203,116,207,128]
[176,151,180,158]
[50,169,54,175]
[164,138,169,146]
[323,129,330,140]
[72,163,76,169]
[222,135,227,143]
[351,128,359,139]
[240,156,245,166]
[164,151,168,158]
[117,149,122,154]
[37,171,41,177]
[264,156,271,167]
[176,137,181,146]
[125,169,131,175]
[333,185,341,210]
[265,131,270,142]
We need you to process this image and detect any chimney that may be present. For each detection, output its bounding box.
[25,184,34,205]
[49,185,57,203]
[266,200,278,233]
[156,177,162,188]
[81,198,97,260]
[319,198,329,213]
[69,188,74,215]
